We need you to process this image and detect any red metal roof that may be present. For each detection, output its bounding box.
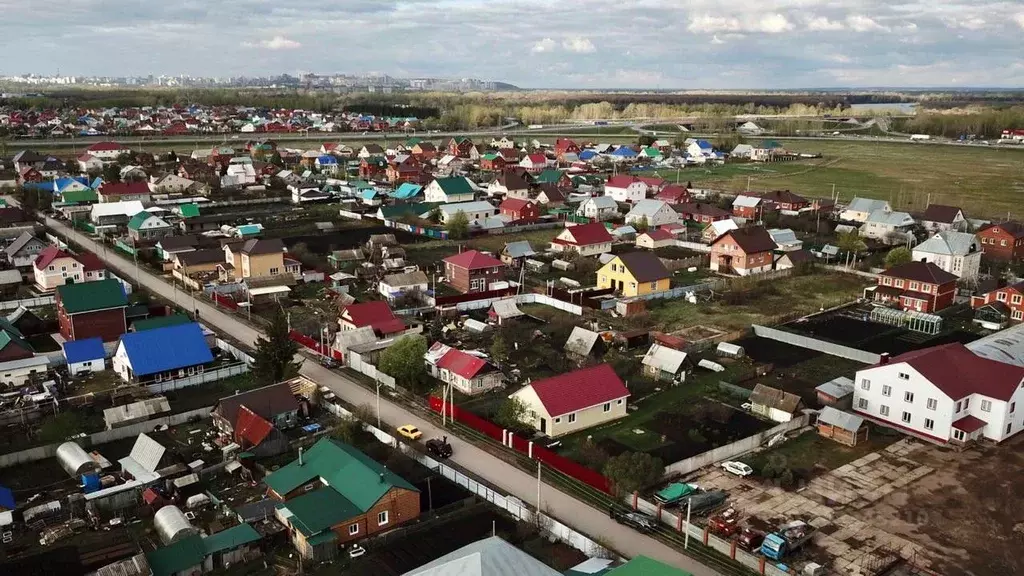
[499,198,534,213]
[563,222,613,246]
[33,245,73,270]
[642,229,674,241]
[951,415,987,434]
[99,181,150,196]
[656,185,690,202]
[525,153,547,164]
[606,175,639,188]
[637,176,666,187]
[526,364,630,418]
[86,141,123,152]
[437,348,488,380]
[883,343,1024,401]
[75,251,106,272]
[341,301,398,329]
[235,405,273,447]
[443,250,504,270]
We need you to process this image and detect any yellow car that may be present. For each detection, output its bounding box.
[397,425,422,441]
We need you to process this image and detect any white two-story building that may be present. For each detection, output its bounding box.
[853,343,1024,445]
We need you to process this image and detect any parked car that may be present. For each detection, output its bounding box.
[396,425,422,440]
[736,528,765,551]
[609,507,656,533]
[348,544,366,558]
[425,436,453,459]
[722,461,753,477]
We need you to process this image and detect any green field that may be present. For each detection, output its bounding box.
[658,139,1024,218]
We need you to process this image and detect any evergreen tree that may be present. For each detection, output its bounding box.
[253,308,301,385]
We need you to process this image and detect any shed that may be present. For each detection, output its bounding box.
[57,442,101,477]
[489,298,524,324]
[816,407,868,446]
[640,344,690,383]
[749,384,803,423]
[63,337,106,375]
[564,326,601,359]
[815,376,854,410]
[154,505,197,545]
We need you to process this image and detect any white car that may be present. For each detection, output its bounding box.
[722,461,753,477]
[349,544,366,558]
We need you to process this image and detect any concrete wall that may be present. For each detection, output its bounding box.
[663,414,810,477]
[752,324,881,364]
[347,352,397,389]
[0,295,55,311]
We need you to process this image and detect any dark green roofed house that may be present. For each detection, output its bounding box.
[179,202,201,219]
[423,176,475,203]
[605,556,693,576]
[534,169,571,189]
[60,188,99,205]
[131,313,192,332]
[127,211,173,242]
[266,438,420,561]
[56,279,128,342]
[146,523,262,576]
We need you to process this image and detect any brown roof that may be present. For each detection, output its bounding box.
[780,249,813,265]
[921,204,963,224]
[214,382,300,427]
[880,261,958,285]
[615,252,670,282]
[749,384,802,413]
[759,189,808,205]
[158,235,199,251]
[241,238,284,255]
[716,226,776,254]
[177,248,226,267]
[978,220,1024,238]
[535,183,564,202]
[495,172,529,191]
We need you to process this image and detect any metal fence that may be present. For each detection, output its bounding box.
[144,363,249,394]
[0,295,55,310]
[751,325,881,364]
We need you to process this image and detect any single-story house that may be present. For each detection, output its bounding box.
[112,322,214,385]
[509,363,630,437]
[749,383,804,423]
[63,337,106,375]
[424,342,504,396]
[815,376,854,410]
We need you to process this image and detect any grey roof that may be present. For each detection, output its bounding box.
[864,209,915,227]
[815,376,854,399]
[833,224,857,235]
[626,199,670,219]
[503,241,536,259]
[817,406,864,432]
[403,536,561,576]
[749,384,802,412]
[732,195,762,208]
[334,326,378,352]
[641,344,688,374]
[439,201,495,216]
[382,270,428,287]
[586,196,618,209]
[4,231,43,257]
[966,322,1024,367]
[564,326,600,357]
[490,298,524,319]
[0,269,21,285]
[913,231,979,257]
[768,228,800,246]
[845,197,890,214]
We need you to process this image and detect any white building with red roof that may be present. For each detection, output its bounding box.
[550,222,613,257]
[424,342,504,395]
[85,141,126,162]
[32,246,106,291]
[604,175,648,203]
[519,153,550,174]
[853,343,1024,445]
[338,301,407,337]
[509,363,629,437]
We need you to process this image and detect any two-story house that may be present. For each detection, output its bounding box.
[423,176,476,203]
[853,344,1024,444]
[577,196,619,221]
[624,199,679,228]
[84,141,125,162]
[709,226,776,276]
[97,181,152,204]
[920,204,967,233]
[127,211,174,242]
[509,364,630,437]
[56,278,128,342]
[597,252,671,297]
[971,281,1024,327]
[487,172,530,199]
[498,198,541,222]
[550,222,614,257]
[221,238,286,281]
[604,175,648,203]
[33,246,83,291]
[760,189,810,212]
[731,195,773,220]
[839,197,891,223]
[912,231,980,279]
[673,202,732,225]
[869,261,958,313]
[976,221,1024,261]
[519,153,550,174]
[443,250,505,293]
[860,209,916,244]
[424,342,504,396]
[3,232,48,268]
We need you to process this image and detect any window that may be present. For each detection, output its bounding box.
[953,429,965,441]
[880,405,890,417]
[554,417,561,423]
[904,391,914,403]
[861,378,871,390]
[882,385,892,397]
[909,281,919,291]
[48,265,54,271]
[617,399,623,405]
[964,398,970,410]
[349,523,359,535]
[61,266,66,272]
[1014,310,1023,321]
[650,282,658,290]
[924,418,934,431]
[898,372,909,380]
[981,399,992,412]
[955,400,962,412]
[603,403,611,413]
[1012,402,1016,414]
[998,292,1008,302]
[377,511,389,526]
[1013,294,1023,305]
[858,398,868,410]
[1007,423,1013,435]
[927,398,937,410]
[901,411,911,424]
[895,279,905,288]
[568,413,577,424]
[1002,239,1008,247]
[269,267,280,275]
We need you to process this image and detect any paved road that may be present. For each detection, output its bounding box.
[31,208,725,576]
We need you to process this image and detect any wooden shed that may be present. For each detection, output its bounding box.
[816,407,869,447]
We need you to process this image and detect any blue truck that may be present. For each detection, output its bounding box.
[760,520,816,561]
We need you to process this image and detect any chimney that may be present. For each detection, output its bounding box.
[298,447,304,466]
[379,472,385,484]
[880,353,890,365]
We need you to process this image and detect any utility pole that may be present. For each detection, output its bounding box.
[684,497,692,549]
[536,461,542,518]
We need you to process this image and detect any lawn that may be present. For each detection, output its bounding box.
[645,272,868,332]
[403,228,561,268]
[656,139,1024,218]
[743,428,899,480]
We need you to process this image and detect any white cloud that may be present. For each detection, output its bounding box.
[687,13,792,34]
[531,37,556,53]
[806,16,845,31]
[1014,13,1024,30]
[244,35,301,50]
[562,36,595,54]
[711,35,726,45]
[846,15,889,32]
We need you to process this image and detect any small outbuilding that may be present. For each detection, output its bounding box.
[63,337,106,375]
[815,376,854,410]
[816,407,869,447]
[749,383,803,423]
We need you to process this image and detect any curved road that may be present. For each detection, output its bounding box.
[30,206,725,576]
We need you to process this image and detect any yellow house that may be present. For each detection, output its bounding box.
[597,252,671,297]
[509,364,630,437]
[222,238,287,281]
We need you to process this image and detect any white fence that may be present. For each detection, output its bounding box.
[663,414,810,477]
[0,295,55,311]
[752,325,881,364]
[0,407,212,468]
[347,351,397,389]
[216,337,255,365]
[145,363,249,394]
[452,292,584,316]
[338,209,364,220]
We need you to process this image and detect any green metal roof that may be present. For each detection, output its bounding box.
[180,203,201,218]
[264,438,418,509]
[405,137,423,147]
[643,146,663,157]
[202,523,260,555]
[282,487,362,536]
[57,278,128,314]
[606,556,693,576]
[133,314,191,332]
[127,211,153,231]
[0,330,33,355]
[433,176,474,196]
[481,153,500,161]
[534,169,565,184]
[61,189,98,204]
[306,530,339,547]
[146,535,205,576]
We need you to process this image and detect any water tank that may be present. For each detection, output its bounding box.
[56,442,101,478]
[154,506,197,545]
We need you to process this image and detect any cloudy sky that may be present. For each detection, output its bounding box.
[3,0,1024,88]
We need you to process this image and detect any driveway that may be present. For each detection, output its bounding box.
[35,208,725,576]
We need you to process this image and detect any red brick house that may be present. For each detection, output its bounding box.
[499,198,541,222]
[976,221,1024,261]
[359,157,387,180]
[56,279,128,342]
[447,137,475,158]
[870,261,958,313]
[385,156,426,184]
[709,226,776,276]
[971,281,1024,324]
[760,189,810,211]
[655,185,691,204]
[674,202,732,224]
[479,153,507,172]
[443,250,505,293]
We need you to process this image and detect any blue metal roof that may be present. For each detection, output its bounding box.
[579,150,598,160]
[317,155,338,164]
[612,146,637,157]
[0,484,13,510]
[392,183,423,200]
[695,139,712,149]
[52,176,90,193]
[119,323,213,377]
[63,337,105,364]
